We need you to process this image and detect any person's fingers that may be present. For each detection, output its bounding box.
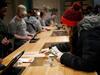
[56,56,60,62]
[40,49,47,53]
[4,42,8,45]
[40,50,43,53]
[40,48,49,53]
[4,37,8,41]
[2,40,9,45]
[3,37,8,43]
[40,49,45,53]
[44,51,48,54]
[0,58,3,64]
[1,39,6,45]
[3,40,6,43]
[6,40,10,45]
[26,36,32,40]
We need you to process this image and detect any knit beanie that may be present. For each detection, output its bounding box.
[61,2,84,27]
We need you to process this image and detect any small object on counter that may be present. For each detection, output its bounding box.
[22,52,45,57]
[44,56,53,67]
[49,46,63,57]
[18,57,34,63]
[30,37,39,43]
[30,33,39,43]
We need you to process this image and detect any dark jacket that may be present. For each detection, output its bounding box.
[0,18,13,58]
[52,15,100,74]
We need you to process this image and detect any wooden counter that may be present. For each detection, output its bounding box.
[2,26,97,75]
[22,66,97,75]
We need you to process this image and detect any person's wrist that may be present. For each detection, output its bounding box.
[22,37,26,40]
[0,59,3,64]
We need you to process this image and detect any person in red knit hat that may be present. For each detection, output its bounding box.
[62,2,83,27]
[40,2,100,74]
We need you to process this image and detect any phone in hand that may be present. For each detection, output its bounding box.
[49,46,63,57]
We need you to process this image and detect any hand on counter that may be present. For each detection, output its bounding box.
[28,33,36,37]
[56,52,71,62]
[1,37,10,45]
[56,54,63,62]
[25,36,32,40]
[40,48,50,54]
[42,26,51,31]
[41,27,47,32]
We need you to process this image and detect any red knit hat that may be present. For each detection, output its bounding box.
[61,2,84,27]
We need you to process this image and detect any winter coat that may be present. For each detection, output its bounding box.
[51,15,100,74]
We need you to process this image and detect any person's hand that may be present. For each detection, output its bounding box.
[25,36,32,40]
[0,58,3,64]
[28,33,35,37]
[43,26,50,31]
[32,33,36,37]
[42,29,47,32]
[56,54,63,62]
[56,53,63,62]
[40,48,50,54]
[1,37,10,45]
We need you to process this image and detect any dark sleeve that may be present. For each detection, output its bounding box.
[0,23,4,42]
[50,42,70,52]
[0,23,14,40]
[0,31,14,39]
[45,17,51,26]
[0,35,4,43]
[45,20,50,26]
[60,28,100,72]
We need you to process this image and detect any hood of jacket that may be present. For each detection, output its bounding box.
[77,15,100,37]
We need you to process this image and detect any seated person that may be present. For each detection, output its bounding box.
[0,0,14,58]
[39,11,46,26]
[39,11,50,31]
[24,10,36,34]
[29,9,43,33]
[45,13,57,26]
[8,5,32,50]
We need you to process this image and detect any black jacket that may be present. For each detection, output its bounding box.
[52,16,100,74]
[0,18,14,58]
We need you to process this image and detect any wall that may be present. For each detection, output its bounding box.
[3,0,95,25]
[33,0,61,23]
[3,0,25,25]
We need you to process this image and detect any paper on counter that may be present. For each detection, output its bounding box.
[23,51,45,57]
[18,57,34,63]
